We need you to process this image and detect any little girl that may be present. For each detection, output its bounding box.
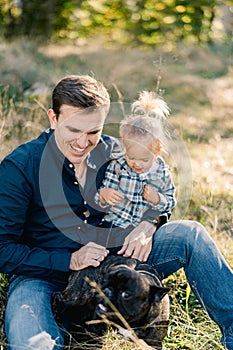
[95,91,176,232]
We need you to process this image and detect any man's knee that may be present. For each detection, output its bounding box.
[163,220,208,242]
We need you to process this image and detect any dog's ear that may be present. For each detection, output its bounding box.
[103,265,132,286]
[146,285,170,324]
[108,265,132,277]
[102,256,138,274]
[149,285,170,303]
[52,292,66,323]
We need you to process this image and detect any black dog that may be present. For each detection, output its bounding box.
[52,255,170,349]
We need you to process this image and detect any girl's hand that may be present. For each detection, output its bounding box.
[99,188,124,206]
[143,185,160,205]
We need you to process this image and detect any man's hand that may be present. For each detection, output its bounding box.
[69,242,109,271]
[99,188,124,206]
[143,185,160,205]
[117,221,156,262]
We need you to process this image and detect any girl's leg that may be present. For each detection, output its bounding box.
[147,220,233,350]
[5,276,66,350]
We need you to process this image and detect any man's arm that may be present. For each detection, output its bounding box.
[0,159,72,278]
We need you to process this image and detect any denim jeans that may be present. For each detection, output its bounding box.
[5,277,66,350]
[5,220,233,349]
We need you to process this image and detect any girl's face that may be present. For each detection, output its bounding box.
[123,137,157,174]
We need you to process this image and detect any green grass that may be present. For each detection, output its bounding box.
[0,39,232,349]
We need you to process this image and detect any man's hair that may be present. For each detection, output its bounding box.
[52,75,110,117]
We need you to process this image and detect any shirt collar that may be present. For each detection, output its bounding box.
[86,136,110,169]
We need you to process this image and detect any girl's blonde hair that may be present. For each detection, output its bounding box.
[120,91,170,153]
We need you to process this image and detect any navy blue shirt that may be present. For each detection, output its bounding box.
[0,129,122,282]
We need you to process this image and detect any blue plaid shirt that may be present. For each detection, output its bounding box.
[95,155,176,228]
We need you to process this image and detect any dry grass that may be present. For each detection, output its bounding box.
[0,39,232,349]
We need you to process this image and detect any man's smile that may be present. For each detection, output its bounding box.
[70,144,86,153]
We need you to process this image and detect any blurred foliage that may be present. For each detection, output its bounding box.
[0,0,232,45]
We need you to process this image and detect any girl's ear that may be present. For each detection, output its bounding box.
[47,109,58,129]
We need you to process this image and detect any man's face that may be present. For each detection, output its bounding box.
[48,104,107,166]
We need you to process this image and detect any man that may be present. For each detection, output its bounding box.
[0,75,232,350]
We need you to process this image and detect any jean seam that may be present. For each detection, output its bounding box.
[151,256,186,267]
[186,276,227,331]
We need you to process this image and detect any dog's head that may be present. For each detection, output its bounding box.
[95,264,170,325]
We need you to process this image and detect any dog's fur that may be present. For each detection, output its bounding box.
[52,255,170,349]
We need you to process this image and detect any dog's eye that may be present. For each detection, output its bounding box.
[121,291,131,299]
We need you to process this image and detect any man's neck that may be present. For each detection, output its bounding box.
[74,161,87,187]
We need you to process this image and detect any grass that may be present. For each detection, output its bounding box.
[0,38,232,349]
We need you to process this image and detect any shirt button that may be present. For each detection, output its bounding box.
[77,226,81,230]
[74,181,78,185]
[84,201,87,205]
[84,220,87,224]
[69,163,73,168]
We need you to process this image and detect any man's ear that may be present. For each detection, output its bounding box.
[47,109,57,129]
